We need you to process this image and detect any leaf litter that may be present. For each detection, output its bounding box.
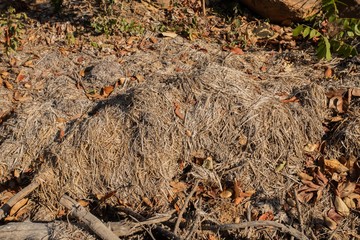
[0,1,360,239]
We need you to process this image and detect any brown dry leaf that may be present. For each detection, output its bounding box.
[161,32,177,38]
[15,73,26,83]
[329,96,344,113]
[149,37,158,43]
[238,134,247,146]
[13,91,32,102]
[230,47,244,55]
[304,143,319,152]
[174,103,185,120]
[324,66,333,78]
[334,196,350,216]
[297,172,313,181]
[343,197,356,209]
[330,116,343,122]
[234,197,244,205]
[79,69,85,77]
[13,169,21,178]
[142,197,153,207]
[58,128,65,141]
[208,234,218,240]
[258,211,274,221]
[170,181,187,193]
[240,190,256,198]
[324,216,337,230]
[339,182,356,198]
[327,208,343,223]
[220,189,233,199]
[100,190,117,202]
[260,66,267,72]
[325,159,349,173]
[4,80,13,90]
[101,85,114,97]
[56,117,67,123]
[23,60,34,67]
[10,198,28,216]
[78,199,89,207]
[135,74,145,83]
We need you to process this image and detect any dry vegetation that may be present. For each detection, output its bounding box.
[0,0,359,239]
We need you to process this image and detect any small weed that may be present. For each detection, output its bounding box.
[91,17,144,37]
[0,7,27,54]
[293,0,359,60]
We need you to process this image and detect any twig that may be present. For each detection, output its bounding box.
[185,197,202,240]
[201,0,206,15]
[0,170,50,220]
[293,189,304,233]
[201,221,308,240]
[118,206,180,240]
[60,194,120,240]
[174,180,199,235]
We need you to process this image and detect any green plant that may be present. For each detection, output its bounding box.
[0,7,27,54]
[293,0,359,60]
[91,17,144,37]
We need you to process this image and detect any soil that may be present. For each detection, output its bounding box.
[0,0,359,239]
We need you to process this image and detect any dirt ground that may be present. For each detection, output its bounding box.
[0,0,359,239]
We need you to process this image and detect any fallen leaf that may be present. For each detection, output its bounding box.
[234,197,244,205]
[327,208,343,223]
[78,199,89,207]
[79,69,85,77]
[13,91,32,102]
[174,103,185,120]
[100,190,117,202]
[10,198,28,216]
[230,47,244,55]
[4,80,13,90]
[161,32,177,38]
[238,134,247,146]
[58,128,65,141]
[334,196,350,216]
[220,189,233,199]
[324,216,337,230]
[23,60,34,67]
[142,197,153,207]
[325,159,349,173]
[297,172,313,181]
[150,37,158,43]
[339,182,356,198]
[343,197,356,209]
[330,116,343,122]
[56,117,67,123]
[258,211,274,221]
[101,85,114,97]
[135,74,145,83]
[202,157,213,170]
[324,66,332,78]
[275,161,287,172]
[260,66,267,72]
[170,181,187,193]
[329,96,344,113]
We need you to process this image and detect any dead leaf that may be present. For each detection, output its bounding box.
[79,69,85,77]
[258,211,274,221]
[324,66,333,78]
[334,196,350,216]
[58,128,65,141]
[202,157,213,170]
[78,199,89,207]
[10,198,28,216]
[325,159,349,173]
[304,143,319,152]
[15,73,26,82]
[174,102,185,120]
[230,47,244,55]
[343,197,356,209]
[101,85,114,97]
[142,197,153,207]
[329,96,344,113]
[13,91,32,102]
[135,74,145,83]
[324,216,337,230]
[161,32,177,38]
[275,161,286,172]
[100,190,117,202]
[4,80,13,90]
[339,182,356,198]
[297,172,313,181]
[170,181,187,193]
[56,117,67,123]
[23,60,34,67]
[327,208,343,223]
[150,37,158,43]
[330,116,343,122]
[238,134,247,146]
[260,66,267,72]
[220,189,233,199]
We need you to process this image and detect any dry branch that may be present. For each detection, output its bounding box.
[202,221,308,240]
[0,222,53,240]
[0,170,50,220]
[60,194,120,240]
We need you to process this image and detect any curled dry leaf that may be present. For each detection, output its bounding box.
[10,198,29,216]
[220,189,233,199]
[324,66,332,78]
[339,181,356,198]
[324,216,337,230]
[324,159,349,173]
[101,85,114,97]
[297,172,313,181]
[328,96,344,113]
[334,196,350,216]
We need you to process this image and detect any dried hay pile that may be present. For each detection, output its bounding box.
[1,38,358,237]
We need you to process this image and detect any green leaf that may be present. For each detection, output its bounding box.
[316,41,326,59]
[354,24,360,36]
[310,29,318,38]
[292,25,303,37]
[303,26,311,38]
[329,15,337,22]
[347,31,354,37]
[323,37,332,60]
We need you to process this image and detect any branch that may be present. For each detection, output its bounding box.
[60,194,120,240]
[202,221,308,240]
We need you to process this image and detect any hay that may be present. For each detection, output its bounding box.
[1,39,356,235]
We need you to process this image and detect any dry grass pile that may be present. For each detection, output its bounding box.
[1,38,359,238]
